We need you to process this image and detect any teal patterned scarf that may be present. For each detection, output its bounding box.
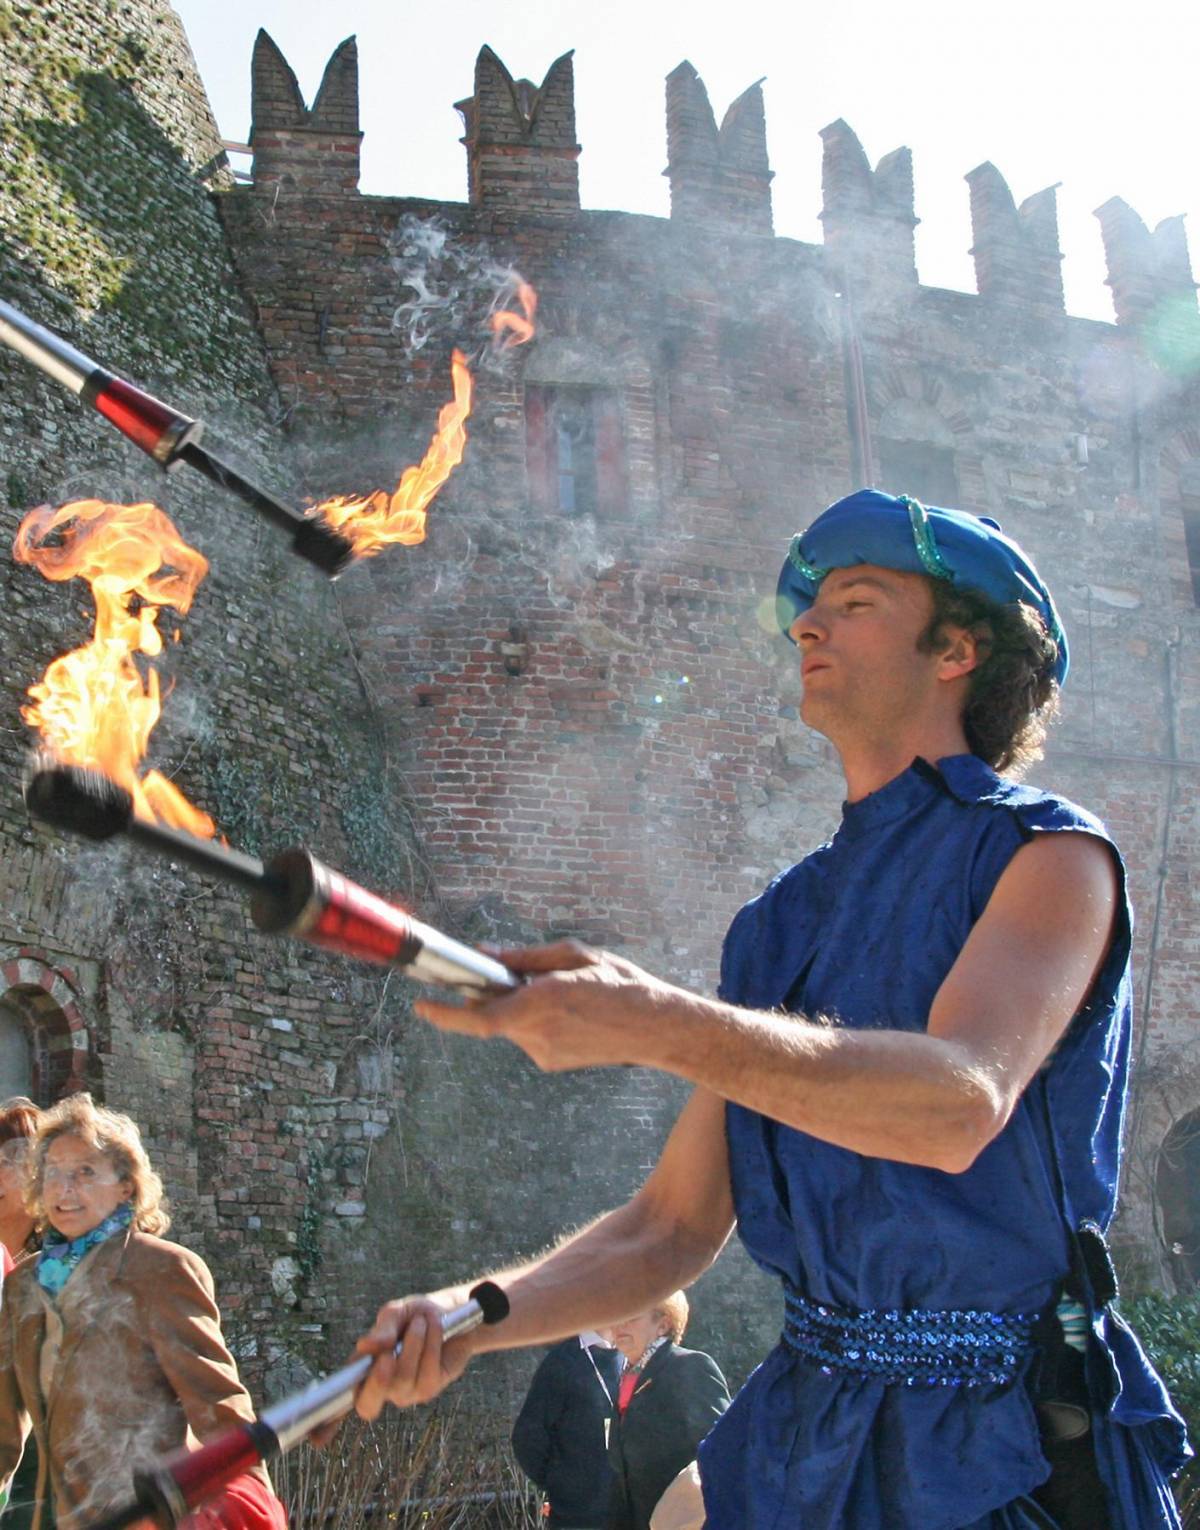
[36,1201,133,1298]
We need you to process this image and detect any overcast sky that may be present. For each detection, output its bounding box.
[172,0,1198,324]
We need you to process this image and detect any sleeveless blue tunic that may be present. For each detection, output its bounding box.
[697,755,1188,1530]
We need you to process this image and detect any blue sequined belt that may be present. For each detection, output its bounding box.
[782,1284,1038,1387]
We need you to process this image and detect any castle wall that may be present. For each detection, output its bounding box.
[2,0,1199,1444]
[0,0,690,1420]
[218,37,1200,1314]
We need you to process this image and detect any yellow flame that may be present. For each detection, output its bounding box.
[14,499,217,838]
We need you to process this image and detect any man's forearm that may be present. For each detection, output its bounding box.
[454,1190,725,1357]
[639,987,1001,1172]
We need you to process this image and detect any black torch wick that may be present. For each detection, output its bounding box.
[23,764,519,996]
[0,299,354,577]
[84,1283,510,1530]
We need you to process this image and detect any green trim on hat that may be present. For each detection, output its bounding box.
[900,496,954,582]
[787,533,830,584]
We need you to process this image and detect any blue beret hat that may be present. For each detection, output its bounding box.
[776,489,1068,685]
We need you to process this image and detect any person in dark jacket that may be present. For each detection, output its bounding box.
[606,1292,728,1530]
[512,1330,623,1528]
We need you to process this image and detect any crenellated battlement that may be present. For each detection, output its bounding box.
[242,34,1196,330]
[965,164,1064,313]
[250,30,361,193]
[1094,197,1196,328]
[455,47,580,215]
[664,63,772,234]
[819,120,917,287]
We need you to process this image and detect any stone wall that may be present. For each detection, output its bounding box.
[219,28,1200,1322]
[2,0,1199,1440]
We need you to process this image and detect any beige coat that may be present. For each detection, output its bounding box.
[0,1225,270,1530]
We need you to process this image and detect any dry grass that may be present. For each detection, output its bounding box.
[273,1406,541,1529]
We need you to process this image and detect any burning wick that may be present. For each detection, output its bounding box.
[85,1282,510,1530]
[1,279,536,574]
[489,280,538,349]
[23,763,520,996]
[311,348,474,558]
[13,499,217,837]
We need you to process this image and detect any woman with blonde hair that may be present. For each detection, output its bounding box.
[0,1093,286,1530]
[607,1292,729,1530]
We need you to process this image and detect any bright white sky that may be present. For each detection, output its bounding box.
[173,0,1198,324]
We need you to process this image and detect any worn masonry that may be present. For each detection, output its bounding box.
[1,0,1199,1427]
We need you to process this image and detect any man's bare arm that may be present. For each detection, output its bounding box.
[417,833,1117,1174]
[353,1086,734,1415]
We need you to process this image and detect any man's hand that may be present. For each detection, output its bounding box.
[414,940,683,1072]
[353,1295,476,1418]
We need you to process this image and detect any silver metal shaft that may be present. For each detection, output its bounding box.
[259,1295,488,1451]
[0,298,95,394]
[405,914,521,993]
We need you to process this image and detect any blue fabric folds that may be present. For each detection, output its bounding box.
[697,755,1187,1529]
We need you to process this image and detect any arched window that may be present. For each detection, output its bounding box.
[874,397,960,508]
[0,958,90,1106]
[1157,1109,1200,1288]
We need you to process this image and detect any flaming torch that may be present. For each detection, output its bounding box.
[84,1282,510,1530]
[14,499,219,837]
[24,762,519,994]
[0,299,354,575]
[1,278,536,573]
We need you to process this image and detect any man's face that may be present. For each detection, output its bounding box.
[789,565,947,742]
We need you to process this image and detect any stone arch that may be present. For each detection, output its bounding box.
[864,370,982,509]
[1158,1106,1200,1289]
[0,952,91,1106]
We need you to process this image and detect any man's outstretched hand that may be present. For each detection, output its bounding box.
[414,940,684,1073]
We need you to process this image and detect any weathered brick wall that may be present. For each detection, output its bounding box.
[0,0,736,1419]
[3,0,1200,1442]
[218,34,1200,1332]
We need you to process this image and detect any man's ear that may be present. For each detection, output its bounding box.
[936,625,984,683]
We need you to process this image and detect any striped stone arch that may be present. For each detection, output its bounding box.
[0,949,91,1105]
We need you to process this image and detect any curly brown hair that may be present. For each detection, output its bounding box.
[26,1092,170,1236]
[917,579,1061,777]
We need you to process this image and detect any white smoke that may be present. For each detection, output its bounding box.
[387,215,531,372]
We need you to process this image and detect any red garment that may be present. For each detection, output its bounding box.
[617,1369,638,1415]
[179,1472,288,1530]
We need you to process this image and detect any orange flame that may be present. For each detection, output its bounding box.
[314,280,537,558]
[14,500,218,838]
[313,348,473,559]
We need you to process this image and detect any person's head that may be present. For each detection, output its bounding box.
[27,1092,169,1241]
[612,1291,690,1365]
[0,1097,42,1254]
[777,490,1064,776]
